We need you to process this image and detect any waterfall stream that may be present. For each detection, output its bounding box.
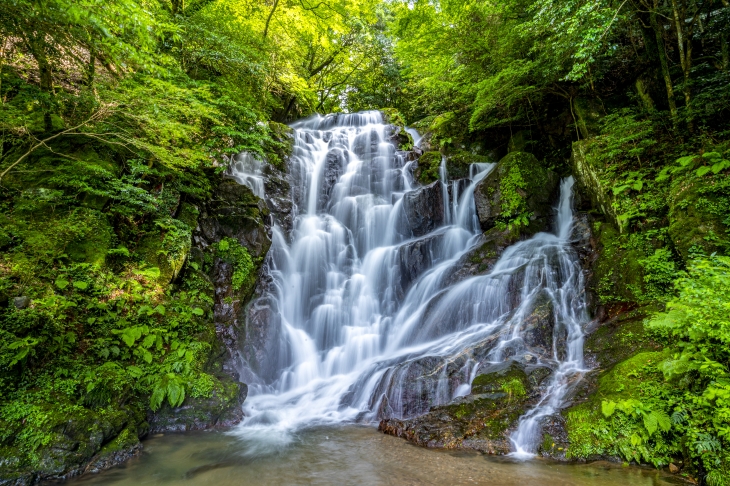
[233,112,588,456]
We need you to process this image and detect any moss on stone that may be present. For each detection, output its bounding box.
[446,151,491,180]
[668,174,730,260]
[414,151,443,185]
[473,151,558,232]
[592,220,645,305]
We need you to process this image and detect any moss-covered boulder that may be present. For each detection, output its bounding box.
[668,174,730,261]
[591,220,645,306]
[0,402,147,484]
[379,361,550,454]
[445,150,495,180]
[413,151,442,185]
[147,377,247,433]
[571,140,622,229]
[473,152,559,233]
[380,108,414,151]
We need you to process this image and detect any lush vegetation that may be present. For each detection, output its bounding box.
[1,0,729,483]
[379,0,730,483]
[0,0,386,477]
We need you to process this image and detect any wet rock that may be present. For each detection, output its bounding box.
[395,233,443,299]
[198,179,271,258]
[413,152,442,185]
[473,152,558,233]
[148,380,247,433]
[521,293,556,358]
[320,148,348,210]
[402,181,445,237]
[0,406,147,484]
[379,360,541,455]
[441,226,521,287]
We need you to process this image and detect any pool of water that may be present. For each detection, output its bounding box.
[68,426,684,486]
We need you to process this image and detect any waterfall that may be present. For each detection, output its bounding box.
[233,112,588,455]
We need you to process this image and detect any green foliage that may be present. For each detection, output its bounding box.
[214,238,254,292]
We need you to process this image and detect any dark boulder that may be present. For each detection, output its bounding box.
[379,360,547,454]
[473,152,558,234]
[402,181,445,237]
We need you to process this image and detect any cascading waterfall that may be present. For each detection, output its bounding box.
[233,111,588,456]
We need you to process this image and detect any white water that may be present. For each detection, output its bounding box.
[227,152,266,199]
[233,112,588,456]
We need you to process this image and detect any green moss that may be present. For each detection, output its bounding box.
[565,351,672,464]
[413,151,442,185]
[592,221,646,305]
[214,237,254,292]
[668,174,730,260]
[446,151,492,179]
[380,108,407,129]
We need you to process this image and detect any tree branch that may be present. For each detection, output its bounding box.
[0,107,111,184]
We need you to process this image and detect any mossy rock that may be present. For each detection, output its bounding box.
[64,209,113,266]
[562,350,670,462]
[591,220,645,305]
[380,361,545,454]
[0,401,146,483]
[574,98,604,139]
[413,151,442,185]
[571,140,622,230]
[473,151,558,233]
[136,226,192,285]
[380,108,407,130]
[445,151,494,180]
[147,376,247,433]
[668,174,730,261]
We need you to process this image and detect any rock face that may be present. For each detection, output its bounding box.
[379,361,550,454]
[147,382,248,433]
[473,152,558,233]
[402,180,445,237]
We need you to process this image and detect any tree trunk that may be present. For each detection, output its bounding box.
[670,0,693,124]
[26,36,54,132]
[650,7,678,124]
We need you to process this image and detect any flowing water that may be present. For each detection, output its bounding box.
[234,111,588,456]
[66,112,682,485]
[69,428,680,486]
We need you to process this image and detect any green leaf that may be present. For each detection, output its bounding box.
[677,156,696,167]
[153,305,166,316]
[73,281,89,290]
[696,166,712,177]
[121,333,136,347]
[141,349,153,364]
[127,365,144,378]
[218,239,230,251]
[601,400,616,417]
[142,334,156,348]
[55,278,70,289]
[711,161,729,174]
[192,307,204,316]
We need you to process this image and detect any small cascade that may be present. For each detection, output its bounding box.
[227,152,266,199]
[233,112,588,455]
